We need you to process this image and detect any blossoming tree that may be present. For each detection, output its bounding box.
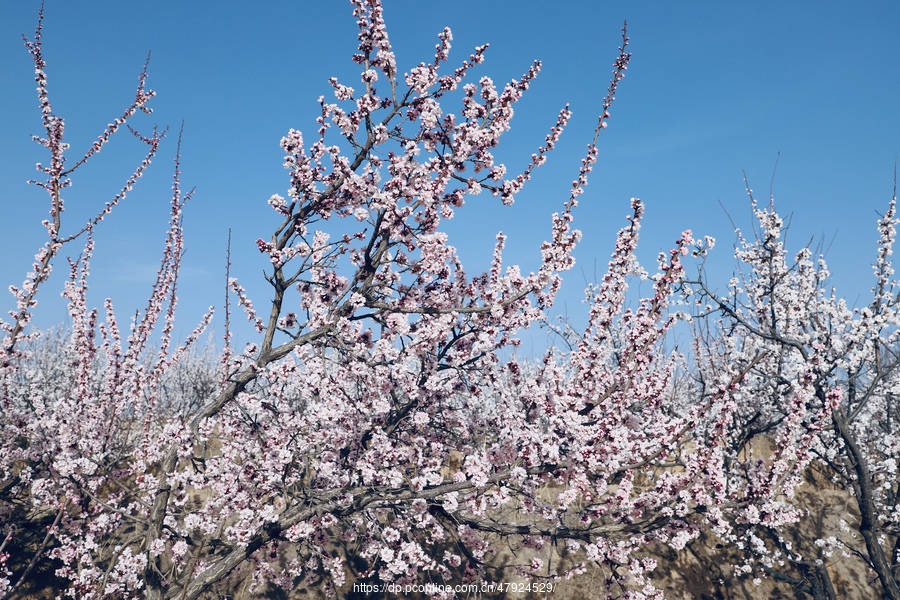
[0,1,845,599]
[684,188,900,599]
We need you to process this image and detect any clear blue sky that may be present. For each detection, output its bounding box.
[2,1,899,353]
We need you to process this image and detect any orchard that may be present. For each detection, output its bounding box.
[1,2,899,599]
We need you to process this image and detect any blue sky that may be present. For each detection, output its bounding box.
[2,1,899,354]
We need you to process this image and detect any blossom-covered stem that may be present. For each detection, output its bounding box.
[222,228,233,380]
[3,5,158,357]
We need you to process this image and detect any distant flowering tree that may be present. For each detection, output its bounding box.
[0,2,862,599]
[684,187,900,599]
